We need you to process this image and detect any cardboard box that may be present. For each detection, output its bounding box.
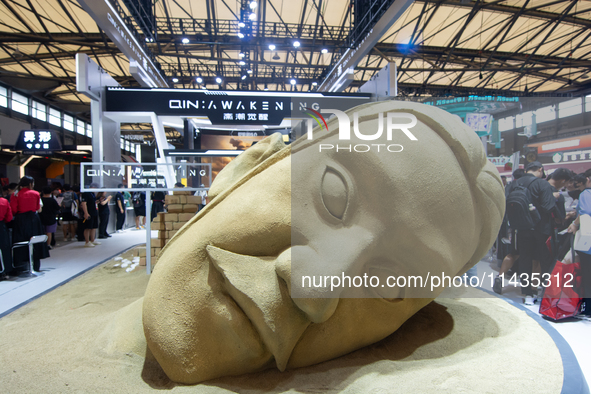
[179,195,187,204]
[173,190,192,196]
[151,238,165,248]
[139,257,146,266]
[178,213,194,222]
[186,195,201,205]
[164,213,178,222]
[182,204,198,213]
[138,248,146,257]
[164,195,180,204]
[169,230,178,238]
[167,204,184,213]
[173,222,185,230]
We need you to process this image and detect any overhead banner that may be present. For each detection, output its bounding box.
[105,88,372,126]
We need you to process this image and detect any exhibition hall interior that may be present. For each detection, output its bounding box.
[0,0,590,392]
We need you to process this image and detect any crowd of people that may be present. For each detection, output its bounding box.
[0,177,149,278]
[495,161,591,319]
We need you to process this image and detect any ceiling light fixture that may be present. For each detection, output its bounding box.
[250,1,257,9]
[181,37,190,44]
[247,69,253,74]
[172,78,179,83]
[239,60,246,66]
[264,84,269,91]
[269,44,276,51]
[238,22,245,28]
[293,41,300,48]
[321,48,328,54]
[239,52,245,58]
[290,79,296,85]
[196,77,203,84]
[241,75,247,80]
[216,77,222,84]
[249,13,256,20]
[273,53,280,60]
[238,32,245,39]
[312,82,318,86]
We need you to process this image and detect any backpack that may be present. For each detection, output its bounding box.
[132,192,143,207]
[505,177,541,231]
[62,191,75,208]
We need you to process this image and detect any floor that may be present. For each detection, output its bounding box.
[0,237,589,391]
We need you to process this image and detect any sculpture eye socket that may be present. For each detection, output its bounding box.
[320,168,348,219]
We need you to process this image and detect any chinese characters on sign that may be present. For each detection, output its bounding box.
[14,130,62,154]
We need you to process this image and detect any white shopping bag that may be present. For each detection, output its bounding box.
[574,214,591,253]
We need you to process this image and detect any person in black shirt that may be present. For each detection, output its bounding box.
[115,184,126,232]
[40,187,61,250]
[151,191,165,221]
[514,162,561,305]
[97,192,112,238]
[81,184,100,247]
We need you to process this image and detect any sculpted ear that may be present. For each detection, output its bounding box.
[208,133,287,201]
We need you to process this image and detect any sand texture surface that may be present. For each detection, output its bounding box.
[0,251,563,393]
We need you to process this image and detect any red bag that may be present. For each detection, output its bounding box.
[539,238,583,320]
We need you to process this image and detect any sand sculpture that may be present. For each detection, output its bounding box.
[140,101,505,384]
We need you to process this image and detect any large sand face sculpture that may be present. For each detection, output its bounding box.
[141,101,505,384]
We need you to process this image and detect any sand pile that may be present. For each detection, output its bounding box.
[0,252,563,393]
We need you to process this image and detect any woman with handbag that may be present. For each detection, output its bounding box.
[567,172,591,317]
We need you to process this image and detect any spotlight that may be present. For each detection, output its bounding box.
[250,1,257,9]
[238,32,245,39]
[196,77,203,84]
[239,52,245,58]
[216,77,222,84]
[249,13,256,20]
[312,81,318,86]
[321,48,328,54]
[269,44,276,51]
[239,60,246,66]
[241,75,247,80]
[238,22,245,28]
[293,41,300,48]
[172,77,179,83]
[247,69,253,74]
[181,37,189,44]
[290,79,296,85]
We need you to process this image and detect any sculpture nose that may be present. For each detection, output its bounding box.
[275,247,340,323]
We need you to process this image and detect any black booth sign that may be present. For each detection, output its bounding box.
[14,130,62,155]
[106,89,291,126]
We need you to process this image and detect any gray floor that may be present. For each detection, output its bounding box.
[0,228,146,317]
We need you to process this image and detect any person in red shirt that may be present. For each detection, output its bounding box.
[10,176,49,273]
[0,196,13,278]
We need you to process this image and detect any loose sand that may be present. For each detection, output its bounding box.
[0,249,563,393]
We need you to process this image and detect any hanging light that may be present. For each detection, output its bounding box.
[321,48,328,54]
[290,78,296,85]
[238,22,245,28]
[196,77,203,84]
[293,41,300,48]
[216,77,222,84]
[172,77,179,83]
[250,1,257,10]
[249,13,256,20]
[312,81,318,86]
[238,32,245,39]
[269,44,276,51]
[239,60,246,66]
[241,75,247,80]
[181,37,190,44]
[239,52,245,58]
[273,53,280,60]
[264,84,269,91]
[247,69,253,74]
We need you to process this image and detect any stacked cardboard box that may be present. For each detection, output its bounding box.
[149,192,200,264]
